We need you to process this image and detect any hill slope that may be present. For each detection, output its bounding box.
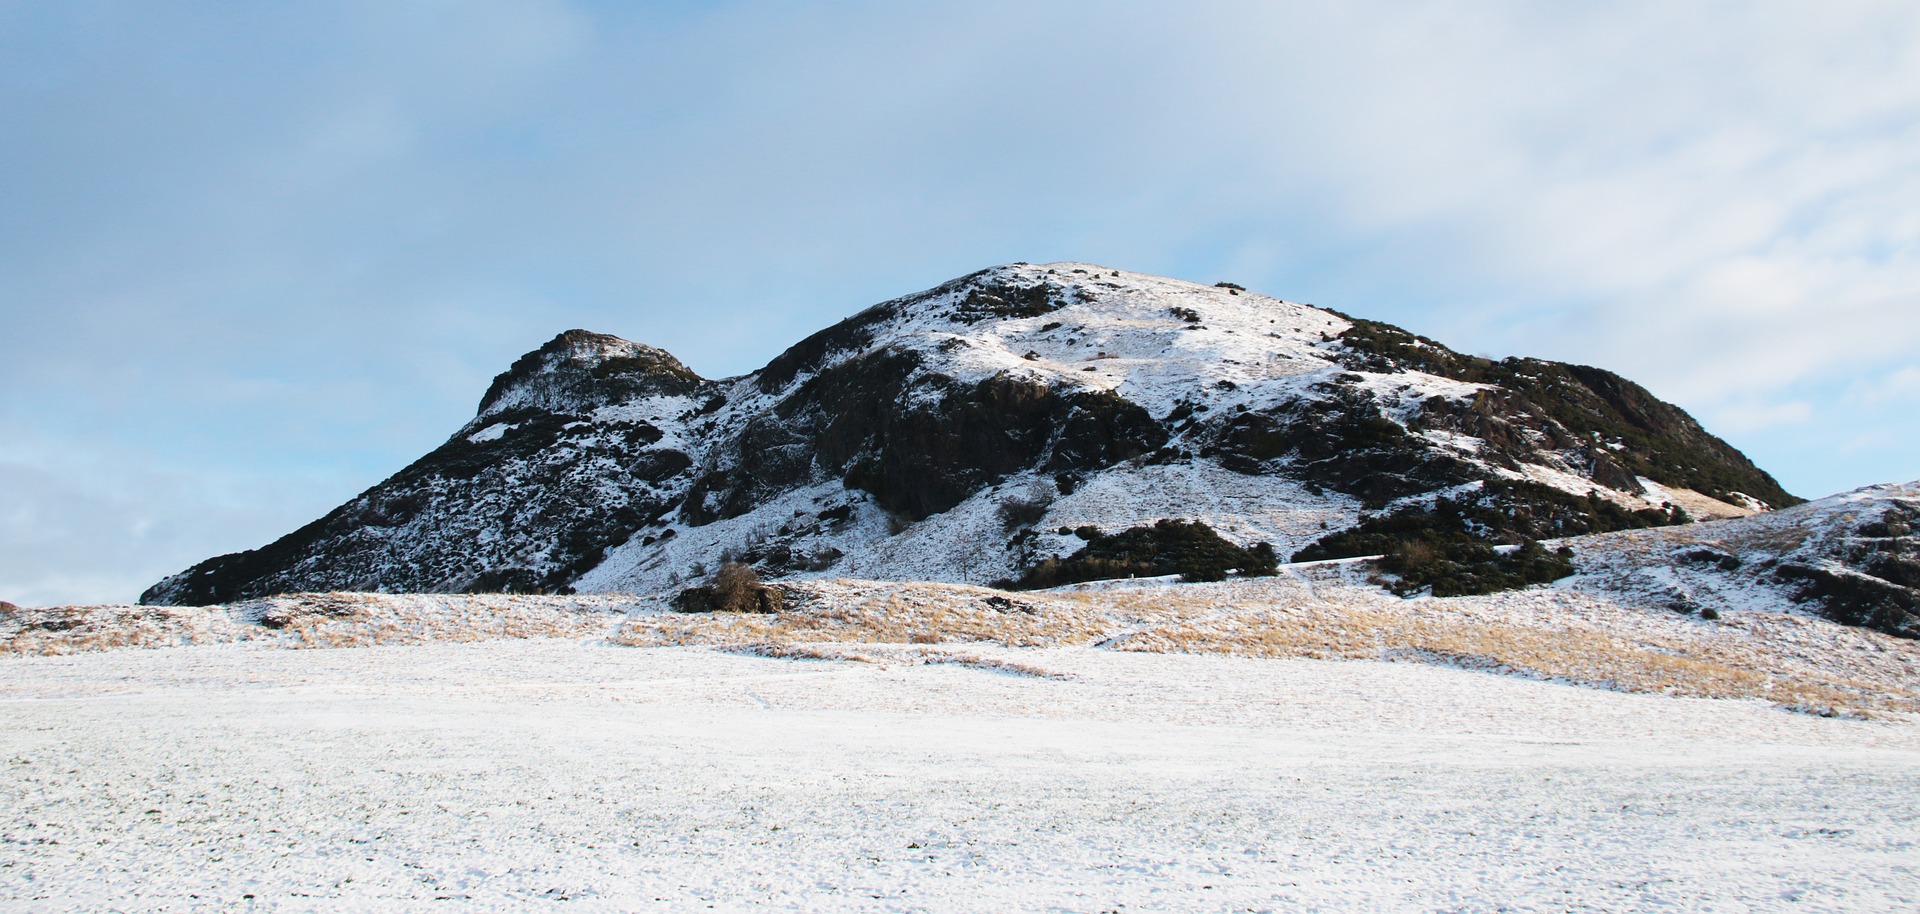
[1568,480,1920,639]
[143,263,1794,605]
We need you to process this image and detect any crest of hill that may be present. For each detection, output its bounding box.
[477,329,707,418]
[142,262,1798,613]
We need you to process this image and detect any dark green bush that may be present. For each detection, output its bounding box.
[1297,479,1688,565]
[1374,536,1574,597]
[1011,519,1277,589]
[1288,478,1690,597]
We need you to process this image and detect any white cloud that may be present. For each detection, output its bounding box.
[1845,365,1920,406]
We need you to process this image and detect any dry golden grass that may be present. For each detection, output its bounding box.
[1112,603,1915,717]
[612,580,1113,650]
[264,593,604,649]
[8,577,1915,717]
[1,604,240,655]
[0,593,614,656]
[615,575,1920,718]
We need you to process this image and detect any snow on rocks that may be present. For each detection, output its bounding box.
[1566,479,1920,638]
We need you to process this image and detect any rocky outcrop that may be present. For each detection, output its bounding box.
[1569,482,1919,639]
[478,329,705,417]
[1771,501,1920,638]
[687,350,1165,526]
[1207,382,1479,508]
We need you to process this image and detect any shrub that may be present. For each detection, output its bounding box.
[998,484,1054,531]
[1373,537,1575,598]
[672,562,785,613]
[711,562,760,611]
[1011,519,1278,588]
[1296,478,1689,566]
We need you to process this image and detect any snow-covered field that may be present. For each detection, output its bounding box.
[4,637,1918,913]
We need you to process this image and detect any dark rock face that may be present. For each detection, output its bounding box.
[1329,317,1795,508]
[757,303,903,395]
[687,346,1165,526]
[1208,384,1479,508]
[141,263,1802,608]
[813,361,1166,521]
[1776,562,1919,638]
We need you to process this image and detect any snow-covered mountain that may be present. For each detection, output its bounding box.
[143,262,1797,606]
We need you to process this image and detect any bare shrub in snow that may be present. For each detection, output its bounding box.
[672,563,785,614]
[997,486,1053,531]
[713,562,775,613]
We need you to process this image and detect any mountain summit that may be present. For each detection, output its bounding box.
[143,263,1795,605]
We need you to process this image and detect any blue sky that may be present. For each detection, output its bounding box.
[4,1,1919,605]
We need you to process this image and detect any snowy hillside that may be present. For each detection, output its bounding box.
[143,263,1795,606]
[1567,480,1920,638]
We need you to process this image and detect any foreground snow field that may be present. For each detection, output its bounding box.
[3,639,1917,913]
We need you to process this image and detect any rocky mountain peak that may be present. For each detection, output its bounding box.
[475,329,706,420]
